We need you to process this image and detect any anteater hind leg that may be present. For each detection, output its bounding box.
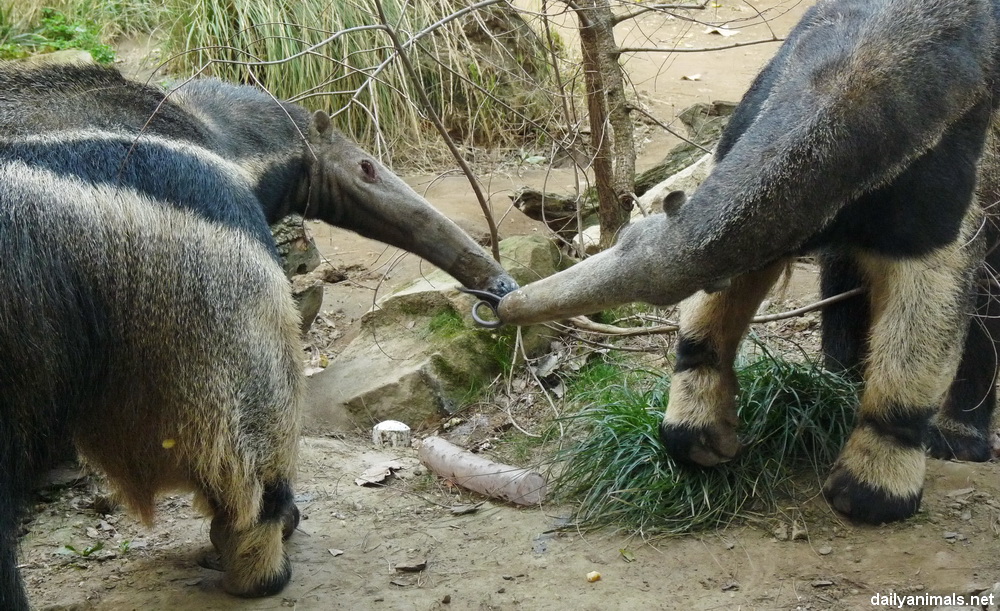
[0,473,29,611]
[927,245,1000,462]
[819,252,871,378]
[660,260,789,466]
[823,236,978,523]
[209,479,298,598]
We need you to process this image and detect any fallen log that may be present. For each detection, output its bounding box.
[418,436,546,505]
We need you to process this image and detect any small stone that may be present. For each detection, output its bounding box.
[818,545,833,556]
[773,524,789,541]
[791,521,807,541]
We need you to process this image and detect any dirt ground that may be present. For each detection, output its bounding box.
[19,1,1000,609]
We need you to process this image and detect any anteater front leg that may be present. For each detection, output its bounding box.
[660,260,788,466]
[823,235,979,523]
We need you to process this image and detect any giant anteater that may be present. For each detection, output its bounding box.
[0,62,517,608]
[0,160,303,609]
[494,0,1000,524]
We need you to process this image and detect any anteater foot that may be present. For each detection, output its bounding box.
[659,421,742,467]
[822,464,922,524]
[926,419,991,462]
[210,515,292,598]
[282,503,300,540]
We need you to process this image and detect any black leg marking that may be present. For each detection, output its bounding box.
[659,421,741,467]
[819,252,869,378]
[674,335,719,373]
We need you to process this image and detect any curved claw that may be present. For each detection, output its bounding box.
[458,287,505,328]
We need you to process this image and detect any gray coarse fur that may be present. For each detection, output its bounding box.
[0,62,517,298]
[0,161,303,608]
[497,0,1000,324]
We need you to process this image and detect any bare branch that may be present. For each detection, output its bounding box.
[372,0,501,261]
[567,288,866,337]
[616,37,783,56]
[612,1,710,26]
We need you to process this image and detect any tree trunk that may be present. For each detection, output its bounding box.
[573,0,635,250]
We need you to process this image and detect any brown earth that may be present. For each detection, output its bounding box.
[20,1,1000,610]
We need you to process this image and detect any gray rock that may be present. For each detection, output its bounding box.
[290,275,324,332]
[271,214,321,277]
[271,215,323,331]
[304,235,566,431]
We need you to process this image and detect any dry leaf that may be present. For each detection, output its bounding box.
[704,27,740,37]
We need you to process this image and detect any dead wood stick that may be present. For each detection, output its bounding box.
[418,437,546,506]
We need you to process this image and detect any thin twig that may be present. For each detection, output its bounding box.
[373,0,501,261]
[612,0,710,25]
[568,287,866,337]
[616,37,783,56]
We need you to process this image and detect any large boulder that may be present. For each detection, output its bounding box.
[303,234,569,432]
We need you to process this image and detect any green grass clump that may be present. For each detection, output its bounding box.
[553,346,858,535]
[0,7,116,62]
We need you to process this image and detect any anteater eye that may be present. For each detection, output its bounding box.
[360,159,378,182]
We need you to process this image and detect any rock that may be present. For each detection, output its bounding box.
[511,100,734,250]
[635,153,715,216]
[271,215,324,331]
[773,524,788,541]
[633,100,735,197]
[581,153,715,250]
[304,235,568,431]
[986,582,1000,611]
[790,521,807,541]
[270,214,321,277]
[510,188,599,242]
[290,275,324,332]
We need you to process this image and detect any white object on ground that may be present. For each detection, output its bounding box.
[372,420,411,448]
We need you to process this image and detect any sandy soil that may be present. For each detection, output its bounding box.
[19,1,1000,609]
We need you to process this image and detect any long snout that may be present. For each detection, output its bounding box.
[496,247,645,326]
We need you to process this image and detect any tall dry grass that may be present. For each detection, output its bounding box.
[3,0,564,165]
[164,0,561,164]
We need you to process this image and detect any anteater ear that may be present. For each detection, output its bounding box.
[662,190,686,216]
[311,110,333,138]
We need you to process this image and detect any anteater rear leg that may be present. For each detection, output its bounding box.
[208,479,298,598]
[819,251,871,378]
[823,240,977,523]
[660,260,788,466]
[927,246,1000,462]
[0,473,29,611]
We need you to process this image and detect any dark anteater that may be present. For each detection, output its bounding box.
[494,0,1000,524]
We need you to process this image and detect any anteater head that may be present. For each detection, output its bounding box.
[301,110,516,298]
[495,191,727,325]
